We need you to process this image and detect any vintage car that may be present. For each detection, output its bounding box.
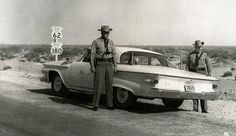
[42,47,219,109]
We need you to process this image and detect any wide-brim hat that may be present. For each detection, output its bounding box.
[98,25,112,32]
[193,40,204,47]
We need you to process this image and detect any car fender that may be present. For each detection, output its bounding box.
[46,69,68,88]
[113,78,139,95]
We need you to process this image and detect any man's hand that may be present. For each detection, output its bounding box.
[90,67,96,73]
[113,66,117,73]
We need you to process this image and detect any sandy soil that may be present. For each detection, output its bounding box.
[0,59,46,87]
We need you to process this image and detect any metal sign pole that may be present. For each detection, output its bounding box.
[55,55,58,61]
[54,38,58,61]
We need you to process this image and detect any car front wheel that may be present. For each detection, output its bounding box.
[162,98,184,109]
[51,75,67,96]
[114,88,137,109]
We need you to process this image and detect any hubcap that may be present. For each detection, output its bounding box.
[116,88,128,103]
[54,76,62,92]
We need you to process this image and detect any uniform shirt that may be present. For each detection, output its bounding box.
[186,50,211,75]
[90,37,117,68]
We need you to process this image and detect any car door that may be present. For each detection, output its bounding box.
[68,50,94,92]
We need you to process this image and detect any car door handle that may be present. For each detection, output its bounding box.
[144,78,152,83]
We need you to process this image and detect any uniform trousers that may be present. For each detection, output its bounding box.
[192,69,207,112]
[193,99,207,112]
[93,61,114,108]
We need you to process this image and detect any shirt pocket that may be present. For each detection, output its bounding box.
[96,44,104,53]
[189,56,195,63]
[107,43,113,53]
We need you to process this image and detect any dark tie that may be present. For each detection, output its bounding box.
[104,39,109,53]
[195,53,199,67]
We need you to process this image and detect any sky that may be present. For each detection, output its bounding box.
[0,0,236,46]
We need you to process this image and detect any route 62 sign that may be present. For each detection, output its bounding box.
[51,26,63,39]
[51,42,63,55]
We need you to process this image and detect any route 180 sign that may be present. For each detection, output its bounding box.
[51,42,63,55]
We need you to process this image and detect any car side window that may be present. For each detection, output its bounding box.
[120,52,131,64]
[133,53,149,65]
[120,51,170,67]
[151,55,168,67]
[151,57,161,66]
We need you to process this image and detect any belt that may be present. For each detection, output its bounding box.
[197,67,206,71]
[96,58,113,62]
[189,67,206,72]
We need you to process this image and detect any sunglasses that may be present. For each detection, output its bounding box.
[102,31,110,34]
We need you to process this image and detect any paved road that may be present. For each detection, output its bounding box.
[0,95,148,136]
[0,81,235,136]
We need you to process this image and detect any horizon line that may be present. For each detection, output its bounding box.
[0,44,236,47]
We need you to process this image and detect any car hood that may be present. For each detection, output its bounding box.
[43,61,71,68]
[44,61,65,65]
[118,65,218,81]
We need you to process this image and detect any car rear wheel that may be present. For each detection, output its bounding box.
[114,88,137,109]
[51,75,67,96]
[162,98,184,109]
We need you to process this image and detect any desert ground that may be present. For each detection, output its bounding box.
[0,46,236,135]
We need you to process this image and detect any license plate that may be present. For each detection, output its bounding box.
[185,84,195,92]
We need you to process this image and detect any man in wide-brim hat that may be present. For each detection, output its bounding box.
[90,25,117,111]
[193,40,204,48]
[186,40,211,113]
[98,25,113,32]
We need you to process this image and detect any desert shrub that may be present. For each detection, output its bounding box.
[0,46,22,60]
[60,47,86,58]
[24,53,34,61]
[5,54,15,59]
[209,49,232,59]
[24,47,50,62]
[214,57,230,64]
[5,46,22,54]
[0,48,16,60]
[232,55,236,61]
[221,71,233,77]
[207,48,236,66]
[3,65,12,70]
[0,55,14,60]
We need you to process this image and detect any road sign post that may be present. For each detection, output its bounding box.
[51,26,63,61]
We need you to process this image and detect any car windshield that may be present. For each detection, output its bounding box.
[120,52,170,67]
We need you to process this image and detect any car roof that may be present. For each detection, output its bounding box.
[83,46,166,63]
[116,47,164,56]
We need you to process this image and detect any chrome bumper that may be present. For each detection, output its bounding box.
[143,89,219,100]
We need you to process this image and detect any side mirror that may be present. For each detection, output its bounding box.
[66,57,72,63]
[66,57,71,61]
[61,57,72,65]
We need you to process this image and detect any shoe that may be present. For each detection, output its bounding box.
[107,107,114,110]
[92,107,98,111]
[202,110,208,113]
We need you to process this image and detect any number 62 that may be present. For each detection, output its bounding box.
[52,32,62,39]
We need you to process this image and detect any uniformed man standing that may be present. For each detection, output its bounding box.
[186,40,211,113]
[90,25,117,111]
